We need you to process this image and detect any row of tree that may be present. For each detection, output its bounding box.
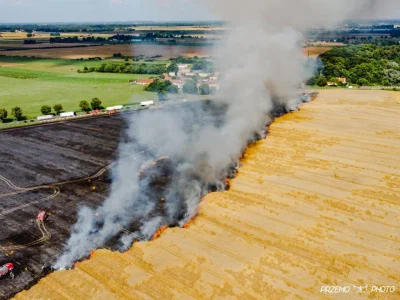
[317,44,400,86]
[40,98,103,115]
[78,63,167,75]
[49,36,108,43]
[40,104,64,115]
[0,107,25,122]
[0,98,104,124]
[80,98,103,112]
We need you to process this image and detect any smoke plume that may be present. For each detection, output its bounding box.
[55,0,396,268]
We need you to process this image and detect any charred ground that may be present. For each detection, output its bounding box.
[0,113,128,299]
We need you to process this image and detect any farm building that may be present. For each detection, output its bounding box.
[135,79,154,85]
[163,73,171,81]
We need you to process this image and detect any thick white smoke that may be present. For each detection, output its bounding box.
[55,0,397,268]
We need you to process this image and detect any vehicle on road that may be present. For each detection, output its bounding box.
[0,263,14,279]
[37,115,55,121]
[60,112,76,118]
[140,101,154,107]
[37,211,48,222]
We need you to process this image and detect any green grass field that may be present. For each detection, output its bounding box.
[0,57,158,118]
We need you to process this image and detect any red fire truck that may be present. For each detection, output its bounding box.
[37,211,48,222]
[0,263,14,279]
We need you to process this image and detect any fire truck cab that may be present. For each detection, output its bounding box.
[37,211,48,222]
[0,263,14,279]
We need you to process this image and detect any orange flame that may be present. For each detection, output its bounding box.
[73,262,78,269]
[183,217,195,229]
[90,251,95,259]
[152,225,168,240]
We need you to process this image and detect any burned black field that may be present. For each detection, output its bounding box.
[0,101,230,299]
[0,113,129,299]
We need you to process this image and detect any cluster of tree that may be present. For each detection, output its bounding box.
[182,80,213,95]
[316,44,400,86]
[0,107,25,122]
[170,56,203,64]
[79,98,103,112]
[145,32,175,39]
[87,57,102,61]
[167,63,179,75]
[110,34,140,42]
[50,33,61,36]
[169,56,215,72]
[191,60,215,72]
[0,108,8,122]
[145,79,178,94]
[373,25,395,30]
[23,40,37,45]
[82,36,107,42]
[78,63,167,75]
[49,35,110,43]
[390,29,400,38]
[352,38,400,46]
[40,104,64,115]
[49,36,79,43]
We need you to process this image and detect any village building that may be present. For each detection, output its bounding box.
[208,81,220,90]
[135,78,154,85]
[171,79,185,89]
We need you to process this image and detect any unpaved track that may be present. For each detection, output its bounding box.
[0,221,51,252]
[0,162,115,210]
[0,163,115,250]
[0,162,115,195]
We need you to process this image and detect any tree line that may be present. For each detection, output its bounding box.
[40,98,103,115]
[78,63,167,75]
[0,98,103,124]
[49,36,111,43]
[312,44,400,86]
[0,107,25,123]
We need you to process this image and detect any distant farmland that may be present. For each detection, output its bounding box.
[303,46,334,57]
[0,44,212,59]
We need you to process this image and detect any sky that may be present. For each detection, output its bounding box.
[0,0,399,23]
[0,0,216,23]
